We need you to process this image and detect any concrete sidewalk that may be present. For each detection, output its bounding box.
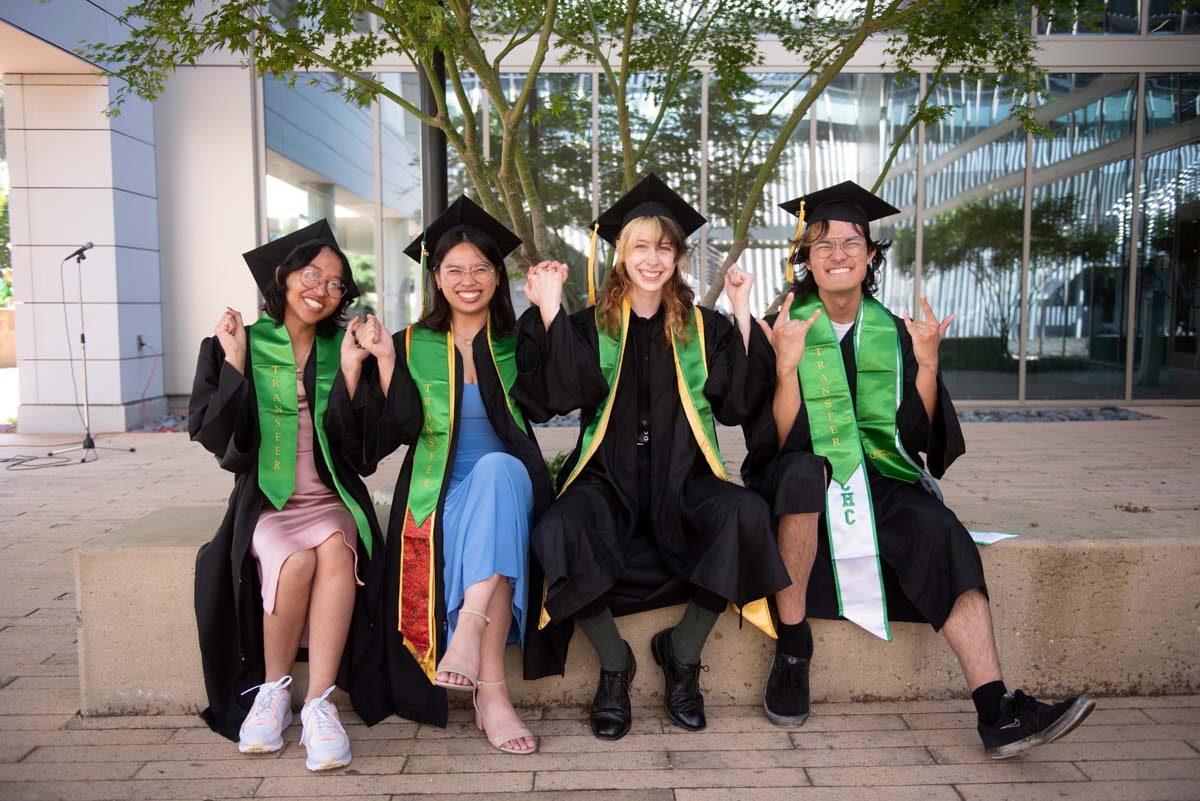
[0,407,1198,799]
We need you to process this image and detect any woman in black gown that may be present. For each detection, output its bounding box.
[189,220,384,771]
[513,174,791,740]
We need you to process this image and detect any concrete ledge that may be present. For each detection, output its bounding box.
[76,505,1200,716]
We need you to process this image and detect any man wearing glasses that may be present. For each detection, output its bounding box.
[744,181,1095,760]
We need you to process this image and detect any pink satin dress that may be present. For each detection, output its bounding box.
[252,373,362,616]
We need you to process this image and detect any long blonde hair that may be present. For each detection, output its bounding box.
[597,215,694,342]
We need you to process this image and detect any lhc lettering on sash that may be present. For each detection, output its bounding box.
[819,344,856,525]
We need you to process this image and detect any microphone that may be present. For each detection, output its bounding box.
[66,242,94,260]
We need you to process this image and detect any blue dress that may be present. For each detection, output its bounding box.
[442,383,534,648]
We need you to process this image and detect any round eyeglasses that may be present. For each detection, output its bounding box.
[299,267,348,299]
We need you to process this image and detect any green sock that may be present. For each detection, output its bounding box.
[670,602,720,666]
[576,607,629,671]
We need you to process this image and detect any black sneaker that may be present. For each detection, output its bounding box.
[978,689,1095,759]
[763,650,810,727]
[590,642,637,741]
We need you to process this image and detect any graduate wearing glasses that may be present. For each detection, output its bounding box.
[189,220,383,771]
[744,181,1095,759]
[327,196,566,754]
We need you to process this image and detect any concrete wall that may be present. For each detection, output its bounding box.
[7,73,166,432]
[153,67,261,400]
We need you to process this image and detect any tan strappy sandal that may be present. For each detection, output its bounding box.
[433,608,490,691]
[474,678,536,755]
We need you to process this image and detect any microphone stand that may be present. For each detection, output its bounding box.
[49,248,136,462]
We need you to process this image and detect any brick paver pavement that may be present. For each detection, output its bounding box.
[0,407,1197,800]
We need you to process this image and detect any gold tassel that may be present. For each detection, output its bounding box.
[785,199,806,285]
[418,239,428,315]
[586,222,599,306]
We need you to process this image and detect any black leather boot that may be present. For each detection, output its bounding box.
[590,642,636,740]
[650,628,706,731]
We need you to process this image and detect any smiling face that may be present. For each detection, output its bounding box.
[282,245,346,326]
[435,241,498,316]
[806,219,876,296]
[616,216,683,297]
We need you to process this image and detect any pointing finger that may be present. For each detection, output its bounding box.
[777,292,795,324]
[920,295,937,323]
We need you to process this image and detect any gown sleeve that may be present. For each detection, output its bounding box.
[701,308,775,426]
[325,332,423,477]
[511,306,609,423]
[894,316,965,478]
[187,335,257,470]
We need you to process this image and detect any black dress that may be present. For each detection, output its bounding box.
[324,325,569,724]
[511,304,792,639]
[188,335,385,741]
[742,309,986,631]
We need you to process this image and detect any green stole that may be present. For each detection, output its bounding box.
[249,316,372,556]
[792,295,922,640]
[537,300,776,638]
[399,318,525,680]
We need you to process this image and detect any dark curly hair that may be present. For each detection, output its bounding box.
[418,225,516,336]
[260,241,354,338]
[788,219,891,299]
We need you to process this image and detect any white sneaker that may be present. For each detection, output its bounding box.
[238,675,293,754]
[299,685,352,771]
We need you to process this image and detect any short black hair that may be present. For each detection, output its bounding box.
[788,219,891,299]
[417,226,516,336]
[260,242,354,338]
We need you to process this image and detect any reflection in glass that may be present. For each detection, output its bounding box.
[1035,74,1136,168]
[263,73,377,316]
[1144,73,1200,135]
[920,76,1028,398]
[1148,0,1200,33]
[380,72,424,329]
[1037,0,1139,34]
[1134,142,1200,398]
[707,72,810,314]
[1026,165,1133,399]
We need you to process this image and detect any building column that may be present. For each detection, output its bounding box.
[7,73,165,433]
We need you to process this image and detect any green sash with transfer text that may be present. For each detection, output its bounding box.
[399,320,526,679]
[248,316,373,556]
[792,296,921,640]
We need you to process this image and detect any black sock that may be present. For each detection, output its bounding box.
[670,601,720,665]
[576,607,629,672]
[972,680,1009,726]
[776,619,813,659]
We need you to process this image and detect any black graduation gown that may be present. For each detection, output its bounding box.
[188,334,385,741]
[325,325,568,722]
[511,304,792,631]
[742,308,986,631]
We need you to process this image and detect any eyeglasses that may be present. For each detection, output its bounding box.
[441,264,497,284]
[299,267,349,299]
[809,237,868,260]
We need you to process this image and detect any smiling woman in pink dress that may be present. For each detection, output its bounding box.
[188,220,386,772]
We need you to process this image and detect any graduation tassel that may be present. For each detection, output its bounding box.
[418,239,428,315]
[785,199,806,285]
[586,222,599,306]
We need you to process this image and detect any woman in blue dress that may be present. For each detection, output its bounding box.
[328,197,566,753]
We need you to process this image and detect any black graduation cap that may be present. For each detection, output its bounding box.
[778,180,900,228]
[592,173,706,247]
[403,195,523,267]
[241,218,359,300]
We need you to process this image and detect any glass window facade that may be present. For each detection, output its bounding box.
[257,43,1200,403]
